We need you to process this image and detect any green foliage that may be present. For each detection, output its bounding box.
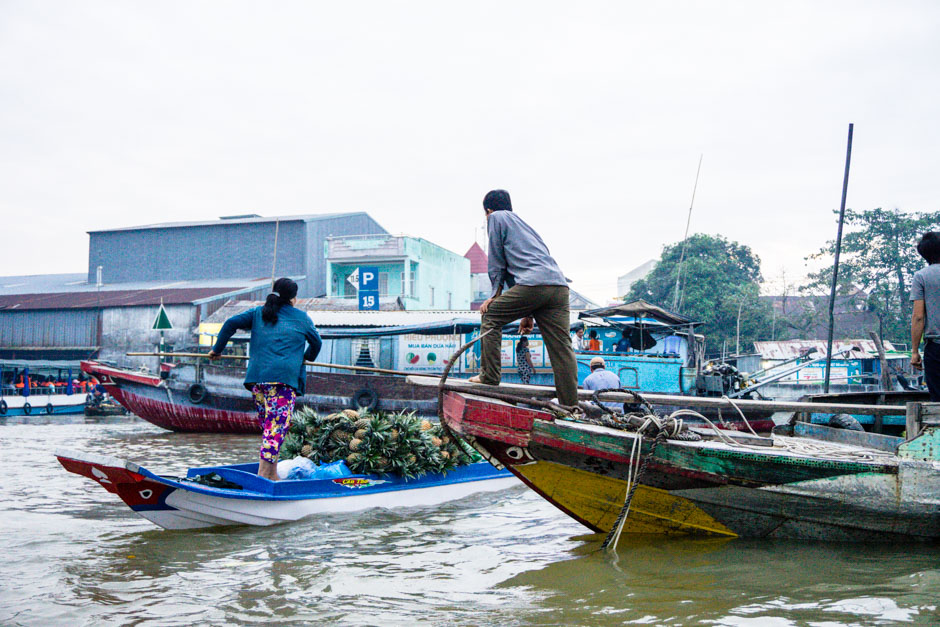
[280,406,479,478]
[627,233,772,353]
[803,208,940,343]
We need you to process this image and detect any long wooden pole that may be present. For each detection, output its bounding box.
[824,123,854,393]
[126,352,425,377]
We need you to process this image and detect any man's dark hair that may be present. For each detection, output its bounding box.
[483,189,512,212]
[589,330,598,339]
[917,232,940,264]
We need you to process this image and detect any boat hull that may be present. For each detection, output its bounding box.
[83,360,777,434]
[443,391,940,542]
[56,448,519,530]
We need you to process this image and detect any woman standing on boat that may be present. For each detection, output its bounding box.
[208,278,322,481]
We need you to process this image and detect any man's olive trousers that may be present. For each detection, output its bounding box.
[478,284,579,407]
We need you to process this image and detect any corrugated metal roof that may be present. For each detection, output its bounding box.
[0,278,275,311]
[87,212,371,234]
[0,274,278,296]
[753,339,899,360]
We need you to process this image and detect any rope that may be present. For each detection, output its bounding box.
[721,395,759,436]
[601,429,668,552]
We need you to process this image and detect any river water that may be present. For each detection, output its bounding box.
[1,415,939,626]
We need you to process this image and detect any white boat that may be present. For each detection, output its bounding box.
[56,449,519,530]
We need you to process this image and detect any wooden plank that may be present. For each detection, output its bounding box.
[793,421,902,454]
[907,402,922,440]
[411,376,908,416]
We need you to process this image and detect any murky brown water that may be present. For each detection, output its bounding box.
[2,415,939,626]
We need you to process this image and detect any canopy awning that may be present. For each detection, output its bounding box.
[578,299,700,327]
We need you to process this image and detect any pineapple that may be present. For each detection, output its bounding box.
[389,428,399,442]
[430,436,442,447]
[420,419,433,431]
[354,428,368,440]
[354,418,371,430]
[331,429,352,444]
[301,443,313,457]
[349,438,362,451]
[342,409,360,420]
[347,452,361,465]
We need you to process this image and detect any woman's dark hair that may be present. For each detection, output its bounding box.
[917,232,940,264]
[589,330,598,339]
[517,336,529,347]
[262,277,298,325]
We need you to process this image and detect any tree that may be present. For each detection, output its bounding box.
[627,234,772,354]
[803,208,940,343]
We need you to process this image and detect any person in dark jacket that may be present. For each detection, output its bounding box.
[209,278,322,481]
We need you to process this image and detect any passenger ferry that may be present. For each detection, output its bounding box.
[0,360,91,416]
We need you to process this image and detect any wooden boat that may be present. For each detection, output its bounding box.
[438,386,940,541]
[55,448,518,530]
[83,358,779,434]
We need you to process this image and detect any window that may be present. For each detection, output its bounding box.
[429,286,435,307]
[379,272,388,296]
[447,292,452,309]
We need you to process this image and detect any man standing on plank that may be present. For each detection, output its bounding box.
[911,231,940,400]
[468,189,578,407]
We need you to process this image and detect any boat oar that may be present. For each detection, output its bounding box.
[126,351,434,378]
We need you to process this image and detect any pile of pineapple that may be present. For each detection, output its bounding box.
[280,407,480,477]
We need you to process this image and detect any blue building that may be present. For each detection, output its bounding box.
[87,213,387,298]
[325,234,471,310]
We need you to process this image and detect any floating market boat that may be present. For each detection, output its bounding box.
[437,386,940,542]
[55,448,518,530]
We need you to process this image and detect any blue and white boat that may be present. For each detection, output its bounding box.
[0,360,89,416]
[56,448,519,530]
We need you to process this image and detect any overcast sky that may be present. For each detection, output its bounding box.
[2,1,938,304]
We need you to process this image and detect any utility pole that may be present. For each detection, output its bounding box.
[736,298,744,356]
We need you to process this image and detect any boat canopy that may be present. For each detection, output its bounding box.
[219,317,541,341]
[578,299,701,328]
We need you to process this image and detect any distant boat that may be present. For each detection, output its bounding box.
[55,448,518,530]
[0,359,88,417]
[439,388,940,541]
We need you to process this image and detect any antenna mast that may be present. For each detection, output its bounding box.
[672,155,703,312]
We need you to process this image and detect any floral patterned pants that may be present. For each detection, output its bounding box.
[251,383,297,464]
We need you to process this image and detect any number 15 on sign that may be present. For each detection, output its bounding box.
[359,292,379,310]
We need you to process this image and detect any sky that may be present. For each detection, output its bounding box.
[1,1,938,305]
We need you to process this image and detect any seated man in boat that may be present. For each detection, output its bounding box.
[582,356,622,411]
[911,231,940,400]
[469,189,579,408]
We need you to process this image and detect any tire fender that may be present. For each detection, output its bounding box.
[45,403,54,415]
[188,383,208,404]
[0,400,7,415]
[350,388,379,412]
[23,402,32,415]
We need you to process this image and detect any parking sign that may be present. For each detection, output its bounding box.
[359,267,379,291]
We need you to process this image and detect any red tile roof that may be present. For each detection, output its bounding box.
[464,242,488,274]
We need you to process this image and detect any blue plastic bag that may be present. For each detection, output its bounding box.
[285,456,318,480]
[312,460,353,479]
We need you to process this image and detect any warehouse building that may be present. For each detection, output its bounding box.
[87,212,388,298]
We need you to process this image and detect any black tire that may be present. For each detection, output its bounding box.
[0,400,6,415]
[351,388,379,412]
[23,402,32,415]
[828,413,864,431]
[45,403,55,415]
[188,383,208,404]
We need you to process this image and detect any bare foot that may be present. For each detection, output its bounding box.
[468,376,497,385]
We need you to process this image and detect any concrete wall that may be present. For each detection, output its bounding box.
[405,238,470,309]
[99,304,198,369]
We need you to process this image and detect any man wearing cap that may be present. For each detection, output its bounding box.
[583,356,622,410]
[468,189,579,407]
